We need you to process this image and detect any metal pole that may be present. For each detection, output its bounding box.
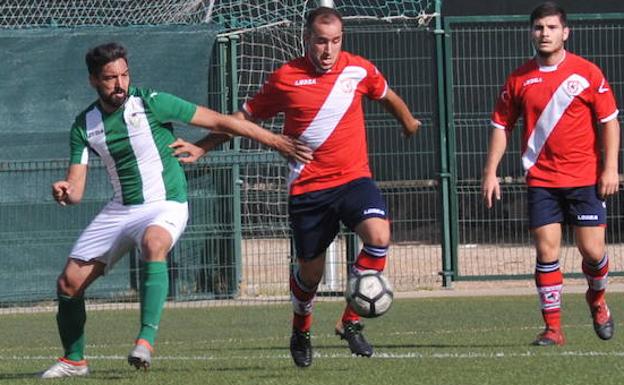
[322,240,340,292]
[434,0,455,287]
[229,35,243,296]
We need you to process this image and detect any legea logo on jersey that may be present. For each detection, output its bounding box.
[577,214,598,221]
[87,128,104,138]
[294,78,317,86]
[522,77,543,87]
[363,208,385,216]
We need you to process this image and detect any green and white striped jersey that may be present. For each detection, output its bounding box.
[69,87,197,205]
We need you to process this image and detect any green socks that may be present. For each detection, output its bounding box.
[57,295,86,361]
[138,261,169,346]
[55,261,168,359]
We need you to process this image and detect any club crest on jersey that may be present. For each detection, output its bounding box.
[294,78,317,86]
[565,79,583,96]
[340,78,355,93]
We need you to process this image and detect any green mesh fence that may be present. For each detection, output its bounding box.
[3,0,624,308]
[0,0,438,308]
[227,17,441,296]
[445,14,624,280]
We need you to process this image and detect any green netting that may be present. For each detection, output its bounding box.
[0,24,218,161]
[0,25,219,303]
[0,0,435,30]
[0,0,214,28]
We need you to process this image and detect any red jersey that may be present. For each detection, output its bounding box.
[491,51,619,187]
[243,51,388,195]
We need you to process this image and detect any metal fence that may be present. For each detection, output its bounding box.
[1,10,624,307]
[444,14,624,281]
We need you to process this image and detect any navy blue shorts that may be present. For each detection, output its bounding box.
[288,178,388,260]
[527,185,606,229]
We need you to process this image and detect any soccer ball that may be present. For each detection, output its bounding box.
[345,270,393,318]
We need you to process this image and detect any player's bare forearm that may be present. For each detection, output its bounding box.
[191,133,232,154]
[171,134,233,164]
[52,164,87,205]
[234,110,313,164]
[198,133,232,151]
[190,106,312,163]
[599,118,620,198]
[481,128,508,208]
[191,106,276,148]
[379,88,422,137]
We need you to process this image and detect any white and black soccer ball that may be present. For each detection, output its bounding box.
[345,270,393,318]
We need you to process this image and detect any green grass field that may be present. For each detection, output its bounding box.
[1,293,624,384]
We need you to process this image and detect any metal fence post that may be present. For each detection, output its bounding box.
[228,35,243,291]
[434,0,456,287]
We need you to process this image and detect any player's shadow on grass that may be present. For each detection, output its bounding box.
[0,372,46,381]
[322,342,520,349]
[215,341,519,354]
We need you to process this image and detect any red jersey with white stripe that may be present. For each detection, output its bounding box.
[243,51,388,195]
[491,51,619,187]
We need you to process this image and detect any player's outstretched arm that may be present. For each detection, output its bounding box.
[189,106,312,164]
[598,118,620,198]
[378,88,422,137]
[170,134,232,164]
[51,164,87,206]
[481,128,507,208]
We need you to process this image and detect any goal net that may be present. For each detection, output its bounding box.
[0,1,434,28]
[0,0,438,304]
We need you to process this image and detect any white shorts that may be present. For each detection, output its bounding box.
[70,200,189,271]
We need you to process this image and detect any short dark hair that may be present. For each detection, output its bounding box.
[85,42,128,76]
[530,2,567,27]
[305,6,343,31]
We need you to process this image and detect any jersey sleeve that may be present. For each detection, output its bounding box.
[146,91,198,124]
[589,67,619,123]
[69,118,90,165]
[242,72,283,120]
[363,61,388,100]
[491,76,520,132]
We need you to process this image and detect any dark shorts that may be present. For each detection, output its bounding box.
[527,185,606,229]
[288,178,388,260]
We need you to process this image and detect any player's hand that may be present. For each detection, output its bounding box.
[170,138,206,164]
[598,168,619,199]
[274,135,313,164]
[481,173,501,208]
[403,118,422,137]
[52,181,72,206]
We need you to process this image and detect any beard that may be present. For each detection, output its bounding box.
[97,87,128,110]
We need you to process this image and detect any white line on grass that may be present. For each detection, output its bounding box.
[0,323,599,355]
[5,350,624,362]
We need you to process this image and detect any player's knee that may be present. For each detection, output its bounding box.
[578,245,604,263]
[367,233,390,247]
[57,274,83,297]
[358,220,391,246]
[141,237,170,261]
